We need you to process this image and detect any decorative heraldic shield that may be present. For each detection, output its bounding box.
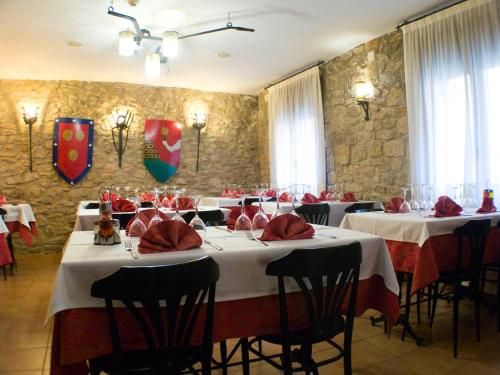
[144,119,182,182]
[52,117,94,185]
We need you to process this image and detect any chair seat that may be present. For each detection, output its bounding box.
[438,269,478,283]
[90,347,204,374]
[259,315,345,346]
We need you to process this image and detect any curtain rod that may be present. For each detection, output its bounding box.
[396,0,467,29]
[264,60,325,90]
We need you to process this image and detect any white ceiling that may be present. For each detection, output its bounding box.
[0,0,444,95]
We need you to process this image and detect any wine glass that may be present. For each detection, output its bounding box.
[409,185,420,215]
[251,193,269,238]
[148,187,163,229]
[399,187,411,213]
[271,187,282,220]
[418,184,429,217]
[189,196,206,237]
[161,185,171,208]
[171,188,186,223]
[128,193,147,240]
[234,199,252,231]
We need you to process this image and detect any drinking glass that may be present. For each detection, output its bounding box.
[271,187,283,220]
[234,199,252,231]
[251,193,269,238]
[128,193,147,240]
[427,185,435,213]
[161,185,171,208]
[171,188,186,223]
[189,196,206,237]
[290,184,303,217]
[409,185,420,215]
[148,187,163,229]
[114,185,122,199]
[418,184,429,217]
[399,187,411,213]
[123,185,131,200]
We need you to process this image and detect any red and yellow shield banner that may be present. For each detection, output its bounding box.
[144,119,182,182]
[52,118,94,185]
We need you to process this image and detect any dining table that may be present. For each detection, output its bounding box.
[74,200,231,231]
[0,203,38,244]
[47,225,400,375]
[340,211,500,294]
[0,215,12,268]
[254,200,383,227]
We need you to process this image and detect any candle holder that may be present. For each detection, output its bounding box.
[22,106,39,172]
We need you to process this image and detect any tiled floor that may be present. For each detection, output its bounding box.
[1,253,499,374]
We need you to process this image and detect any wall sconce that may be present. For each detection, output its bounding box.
[108,110,134,168]
[22,105,38,172]
[192,112,207,172]
[354,80,375,121]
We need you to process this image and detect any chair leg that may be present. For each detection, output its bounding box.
[474,288,481,343]
[7,234,15,275]
[241,338,250,375]
[220,340,228,375]
[401,273,412,341]
[496,268,500,332]
[429,282,439,328]
[427,285,432,320]
[416,289,422,324]
[281,342,293,375]
[2,265,6,281]
[453,283,460,358]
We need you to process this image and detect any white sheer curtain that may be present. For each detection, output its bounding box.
[403,0,500,197]
[268,66,326,195]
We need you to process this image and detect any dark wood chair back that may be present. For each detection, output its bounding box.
[296,203,330,225]
[112,213,135,229]
[344,202,382,213]
[182,210,225,227]
[266,243,362,346]
[91,256,220,374]
[453,219,491,274]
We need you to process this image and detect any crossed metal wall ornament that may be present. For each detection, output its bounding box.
[108,110,134,168]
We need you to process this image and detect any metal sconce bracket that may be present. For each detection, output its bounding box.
[109,110,134,167]
[22,107,38,172]
[192,115,207,172]
[357,100,370,121]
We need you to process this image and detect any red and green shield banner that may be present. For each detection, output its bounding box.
[52,117,94,185]
[144,119,181,182]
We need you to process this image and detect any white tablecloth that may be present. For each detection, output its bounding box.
[340,211,500,247]
[0,216,8,234]
[74,201,231,231]
[199,197,243,207]
[47,225,399,320]
[254,201,383,227]
[0,204,36,228]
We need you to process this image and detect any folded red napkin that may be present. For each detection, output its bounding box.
[265,190,277,198]
[434,196,462,217]
[279,192,291,202]
[0,196,7,205]
[302,193,321,204]
[171,197,194,210]
[140,192,156,202]
[340,192,357,202]
[260,214,315,241]
[138,220,202,254]
[221,188,232,198]
[102,192,118,202]
[160,194,174,207]
[319,191,333,201]
[385,196,404,213]
[111,199,136,213]
[125,209,170,235]
[477,197,497,213]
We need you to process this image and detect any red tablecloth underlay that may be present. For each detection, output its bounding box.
[5,221,38,245]
[0,233,12,267]
[386,227,500,295]
[50,275,399,375]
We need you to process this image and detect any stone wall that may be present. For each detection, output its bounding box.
[0,80,259,252]
[257,30,410,202]
[322,30,409,201]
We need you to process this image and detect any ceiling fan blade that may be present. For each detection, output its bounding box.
[233,26,255,32]
[179,25,255,39]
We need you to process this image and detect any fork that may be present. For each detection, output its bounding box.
[246,231,269,246]
[125,238,139,259]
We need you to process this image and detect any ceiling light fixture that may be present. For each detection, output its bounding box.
[107,3,255,78]
[217,52,231,58]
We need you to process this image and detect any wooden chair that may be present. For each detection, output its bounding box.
[344,202,382,213]
[429,219,491,357]
[248,243,362,375]
[89,256,220,375]
[296,203,330,225]
[182,210,225,227]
